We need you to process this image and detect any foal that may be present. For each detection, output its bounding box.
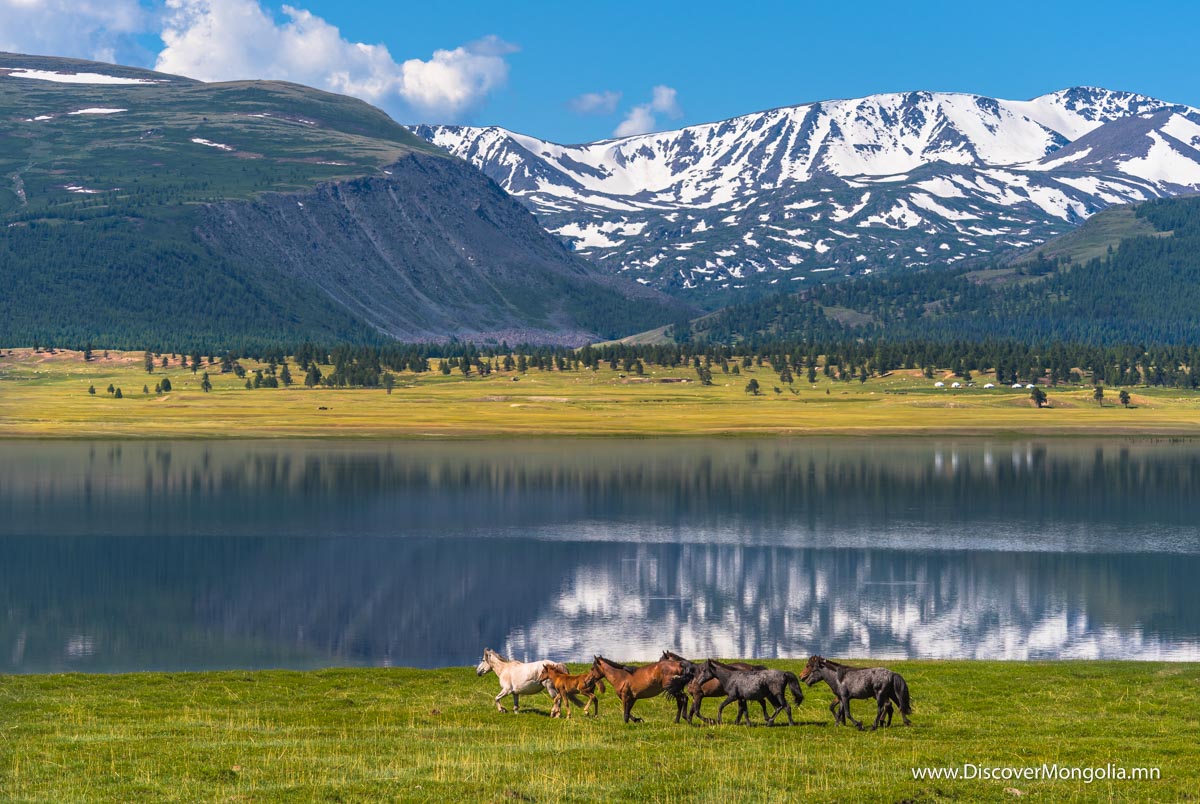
[800,655,912,730]
[538,664,606,718]
[590,655,696,723]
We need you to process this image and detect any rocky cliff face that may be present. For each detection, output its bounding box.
[196,152,685,344]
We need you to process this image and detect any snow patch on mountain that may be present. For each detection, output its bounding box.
[412,87,1200,301]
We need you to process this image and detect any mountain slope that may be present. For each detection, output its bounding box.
[414,88,1200,306]
[680,193,1200,346]
[0,53,684,348]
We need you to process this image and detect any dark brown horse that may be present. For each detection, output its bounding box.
[590,655,696,723]
[660,651,773,724]
[538,664,606,718]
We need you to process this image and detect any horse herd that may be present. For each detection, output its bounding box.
[475,648,913,730]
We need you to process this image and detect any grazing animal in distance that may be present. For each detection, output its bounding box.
[590,655,696,723]
[800,655,912,730]
[538,664,606,718]
[693,659,804,726]
[660,650,773,724]
[475,648,564,713]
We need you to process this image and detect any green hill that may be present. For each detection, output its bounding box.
[0,54,686,349]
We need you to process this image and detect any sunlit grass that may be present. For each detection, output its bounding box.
[1,662,1196,801]
[1,348,1197,439]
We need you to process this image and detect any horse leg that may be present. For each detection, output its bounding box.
[694,693,715,725]
[622,694,641,724]
[550,691,561,718]
[842,697,863,730]
[716,695,736,725]
[872,692,889,731]
[511,692,520,713]
[828,699,840,724]
[494,688,509,713]
[738,699,751,726]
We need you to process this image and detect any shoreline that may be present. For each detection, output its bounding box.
[5,657,1197,677]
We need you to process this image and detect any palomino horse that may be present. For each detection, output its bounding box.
[660,651,772,724]
[590,655,696,723]
[475,648,564,713]
[693,659,805,726]
[538,664,606,718]
[800,655,912,730]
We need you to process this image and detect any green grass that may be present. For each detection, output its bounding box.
[2,348,1199,439]
[1,661,1196,801]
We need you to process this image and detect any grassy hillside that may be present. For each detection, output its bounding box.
[1011,205,1169,267]
[0,54,684,348]
[2,348,1197,439]
[2,661,1196,801]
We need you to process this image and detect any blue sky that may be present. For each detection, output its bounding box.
[3,0,1199,142]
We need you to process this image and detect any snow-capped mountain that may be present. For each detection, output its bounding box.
[412,88,1200,303]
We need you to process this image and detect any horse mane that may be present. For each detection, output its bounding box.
[596,655,638,672]
[661,650,686,662]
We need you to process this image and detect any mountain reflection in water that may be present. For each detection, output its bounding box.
[1,439,1197,671]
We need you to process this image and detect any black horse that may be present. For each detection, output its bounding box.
[660,651,773,724]
[694,659,804,726]
[800,655,912,730]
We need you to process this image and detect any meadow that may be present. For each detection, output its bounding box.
[1,661,1197,802]
[1,348,1198,439]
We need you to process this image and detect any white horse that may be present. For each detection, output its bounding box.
[475,648,565,713]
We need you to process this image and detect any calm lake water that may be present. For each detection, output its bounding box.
[1,438,1198,672]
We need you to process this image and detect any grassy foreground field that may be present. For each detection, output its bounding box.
[1,349,1198,438]
[1,662,1197,802]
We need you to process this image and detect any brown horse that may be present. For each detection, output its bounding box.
[538,664,606,718]
[590,655,696,723]
[660,651,773,724]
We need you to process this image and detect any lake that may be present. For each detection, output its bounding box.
[1,438,1198,672]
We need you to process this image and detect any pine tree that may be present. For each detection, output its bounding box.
[280,363,293,386]
[87,384,95,395]
[160,377,172,393]
[745,378,761,395]
[114,387,123,399]
[144,350,154,374]
[200,372,212,393]
[1119,390,1131,408]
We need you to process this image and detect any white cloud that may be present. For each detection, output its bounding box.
[569,90,621,115]
[650,85,682,118]
[614,105,656,137]
[153,0,514,121]
[613,84,683,137]
[0,0,149,64]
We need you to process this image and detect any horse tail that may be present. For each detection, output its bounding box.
[893,672,912,715]
[549,661,568,674]
[785,672,805,706]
